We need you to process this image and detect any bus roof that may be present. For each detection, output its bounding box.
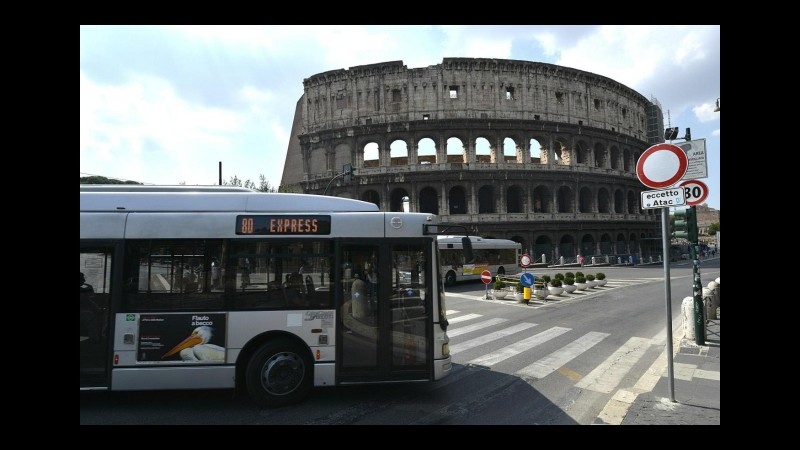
[80,186,381,213]
[437,235,519,245]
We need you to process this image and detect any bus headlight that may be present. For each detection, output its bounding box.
[442,342,449,356]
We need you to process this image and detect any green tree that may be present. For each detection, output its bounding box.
[80,176,142,185]
[223,174,298,193]
[707,222,719,236]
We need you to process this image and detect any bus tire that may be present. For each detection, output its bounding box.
[245,339,313,408]
[445,271,457,287]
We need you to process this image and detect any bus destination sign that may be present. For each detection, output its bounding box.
[237,215,332,235]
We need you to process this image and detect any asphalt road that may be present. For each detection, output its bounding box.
[80,259,720,425]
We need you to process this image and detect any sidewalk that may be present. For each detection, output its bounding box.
[621,311,720,425]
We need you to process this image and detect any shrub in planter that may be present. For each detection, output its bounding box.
[562,276,577,293]
[565,272,575,279]
[494,278,506,291]
[515,281,524,293]
[554,273,565,281]
[575,274,586,283]
[563,276,575,285]
[550,279,562,287]
[595,272,606,280]
[541,274,551,284]
[575,271,584,278]
[586,274,595,281]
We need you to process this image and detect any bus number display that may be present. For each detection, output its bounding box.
[236,215,331,235]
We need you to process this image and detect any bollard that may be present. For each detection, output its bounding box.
[682,296,707,341]
[523,286,531,303]
[714,277,720,307]
[707,281,719,313]
[541,253,546,264]
[702,287,716,320]
[617,256,622,265]
[560,256,564,265]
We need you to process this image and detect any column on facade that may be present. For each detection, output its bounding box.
[436,134,446,165]
[465,137,475,164]
[489,136,499,163]
[440,181,448,217]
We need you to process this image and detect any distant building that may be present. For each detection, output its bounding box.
[281,58,669,260]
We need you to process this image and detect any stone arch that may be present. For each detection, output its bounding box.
[534,235,553,262]
[475,137,491,163]
[389,187,410,212]
[446,137,465,163]
[417,137,437,164]
[580,233,595,256]
[616,233,627,254]
[419,186,438,215]
[598,188,611,213]
[614,189,625,213]
[506,184,524,213]
[627,190,637,214]
[610,145,620,170]
[503,136,520,163]
[557,186,573,213]
[448,185,468,215]
[623,148,632,172]
[575,140,590,165]
[363,141,379,168]
[389,139,409,166]
[593,142,607,168]
[533,185,552,213]
[529,138,543,163]
[599,233,613,254]
[559,234,576,258]
[478,185,495,213]
[579,187,593,213]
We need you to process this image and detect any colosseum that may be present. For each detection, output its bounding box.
[280,58,666,264]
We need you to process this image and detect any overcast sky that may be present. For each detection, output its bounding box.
[80,25,720,209]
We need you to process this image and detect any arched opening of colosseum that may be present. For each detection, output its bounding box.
[580,234,595,256]
[417,137,437,164]
[506,185,524,213]
[575,141,590,165]
[446,137,465,163]
[419,187,438,215]
[529,138,543,164]
[630,233,639,255]
[390,140,409,166]
[534,236,553,262]
[478,185,495,213]
[557,186,573,213]
[448,186,467,215]
[559,235,576,258]
[600,234,613,254]
[614,189,624,213]
[363,142,379,168]
[598,188,611,214]
[623,149,632,172]
[554,140,569,165]
[610,146,620,170]
[475,137,491,163]
[616,233,627,253]
[510,236,527,253]
[361,190,380,210]
[593,143,607,168]
[390,188,410,212]
[627,191,637,214]
[503,137,517,164]
[579,187,593,213]
[533,186,552,213]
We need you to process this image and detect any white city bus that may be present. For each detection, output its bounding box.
[80,185,473,407]
[438,236,522,286]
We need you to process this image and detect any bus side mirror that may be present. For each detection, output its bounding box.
[461,237,474,264]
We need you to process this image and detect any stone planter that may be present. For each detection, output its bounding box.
[596,279,607,286]
[575,282,587,291]
[533,288,549,300]
[586,280,597,289]
[548,286,564,296]
[513,292,524,303]
[563,284,577,293]
[492,289,508,300]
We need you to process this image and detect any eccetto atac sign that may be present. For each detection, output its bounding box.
[641,188,686,209]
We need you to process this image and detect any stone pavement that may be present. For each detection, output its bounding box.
[620,311,720,425]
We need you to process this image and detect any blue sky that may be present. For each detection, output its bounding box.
[80,25,720,210]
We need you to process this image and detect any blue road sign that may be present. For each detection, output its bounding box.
[520,273,535,287]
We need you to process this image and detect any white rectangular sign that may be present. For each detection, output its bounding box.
[641,187,686,209]
[678,139,708,180]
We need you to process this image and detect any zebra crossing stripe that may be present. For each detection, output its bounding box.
[516,331,610,379]
[447,318,508,338]
[447,313,482,324]
[468,327,571,367]
[574,336,652,393]
[450,322,537,355]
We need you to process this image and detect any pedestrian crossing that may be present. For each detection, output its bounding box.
[444,308,673,423]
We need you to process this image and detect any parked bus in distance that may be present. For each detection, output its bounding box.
[80,185,472,407]
[438,236,522,287]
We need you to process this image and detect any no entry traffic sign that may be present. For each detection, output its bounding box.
[481,270,492,284]
[679,179,709,206]
[636,143,688,189]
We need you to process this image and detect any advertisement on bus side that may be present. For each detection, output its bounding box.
[137,313,227,364]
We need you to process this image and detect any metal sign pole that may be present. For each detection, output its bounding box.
[661,207,676,402]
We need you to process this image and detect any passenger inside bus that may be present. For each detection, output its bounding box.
[80,272,100,343]
[284,273,305,308]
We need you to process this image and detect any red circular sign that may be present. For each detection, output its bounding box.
[481,270,492,284]
[636,143,688,189]
[679,179,709,206]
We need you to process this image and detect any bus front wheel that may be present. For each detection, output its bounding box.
[245,339,313,408]
[445,271,457,287]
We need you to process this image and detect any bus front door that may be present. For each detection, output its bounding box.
[339,242,431,383]
[80,245,114,388]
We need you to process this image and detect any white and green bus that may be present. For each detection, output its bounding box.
[438,236,522,287]
[80,185,473,407]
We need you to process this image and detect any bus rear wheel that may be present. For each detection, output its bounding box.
[445,271,457,287]
[245,339,313,408]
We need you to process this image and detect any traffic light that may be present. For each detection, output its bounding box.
[672,207,698,242]
[343,163,354,183]
[664,127,679,140]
